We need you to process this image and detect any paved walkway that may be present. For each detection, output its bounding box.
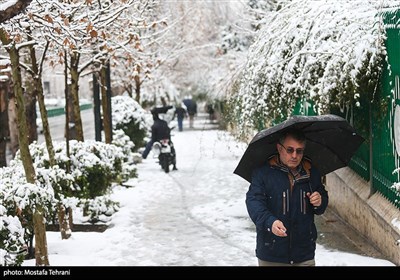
[9,110,390,265]
[315,207,386,259]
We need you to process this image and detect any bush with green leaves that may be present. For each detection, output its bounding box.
[112,95,152,152]
[79,195,120,224]
[0,206,27,266]
[7,140,137,228]
[0,165,57,266]
[20,140,131,199]
[112,129,138,181]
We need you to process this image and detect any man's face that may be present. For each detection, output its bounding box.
[277,135,305,170]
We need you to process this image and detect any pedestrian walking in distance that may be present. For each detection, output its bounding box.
[173,104,188,132]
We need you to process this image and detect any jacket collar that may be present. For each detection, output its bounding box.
[268,154,311,182]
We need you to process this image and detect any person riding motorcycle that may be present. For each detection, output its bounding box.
[142,111,177,170]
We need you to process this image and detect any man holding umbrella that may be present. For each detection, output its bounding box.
[246,128,328,266]
[235,114,364,266]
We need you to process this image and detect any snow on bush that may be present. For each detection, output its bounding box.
[112,94,151,129]
[112,129,139,179]
[79,195,120,224]
[0,164,57,219]
[0,205,27,266]
[4,140,136,228]
[0,163,58,258]
[112,94,152,152]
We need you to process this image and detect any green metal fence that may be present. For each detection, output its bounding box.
[332,9,400,209]
[290,9,400,210]
[376,8,400,209]
[44,103,93,118]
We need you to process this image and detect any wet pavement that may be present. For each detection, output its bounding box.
[315,207,386,260]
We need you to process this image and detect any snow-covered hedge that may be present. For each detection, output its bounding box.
[0,139,138,257]
[233,0,399,135]
[79,195,120,224]
[15,140,134,199]
[0,206,26,266]
[0,164,58,245]
[112,94,152,152]
[112,129,138,179]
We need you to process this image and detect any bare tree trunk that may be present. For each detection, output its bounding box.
[57,204,71,240]
[7,90,18,158]
[0,78,9,167]
[28,40,56,166]
[127,83,133,98]
[69,52,84,142]
[32,205,49,265]
[134,67,141,103]
[23,79,38,144]
[100,63,112,144]
[64,51,71,168]
[1,28,49,266]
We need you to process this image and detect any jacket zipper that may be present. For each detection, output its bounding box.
[283,191,286,215]
[286,189,289,213]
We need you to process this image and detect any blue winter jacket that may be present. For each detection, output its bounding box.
[246,156,328,264]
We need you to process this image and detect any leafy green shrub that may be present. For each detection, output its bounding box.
[112,95,152,152]
[79,195,120,224]
[0,207,26,266]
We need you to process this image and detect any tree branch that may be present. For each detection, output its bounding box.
[0,0,33,24]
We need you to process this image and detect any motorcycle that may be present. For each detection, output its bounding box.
[152,138,176,173]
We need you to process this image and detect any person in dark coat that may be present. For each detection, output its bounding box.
[142,113,177,170]
[246,128,328,266]
[183,98,197,128]
[173,104,188,132]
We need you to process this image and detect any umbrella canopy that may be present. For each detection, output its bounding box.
[182,98,197,112]
[151,105,173,115]
[233,114,365,183]
[182,98,193,108]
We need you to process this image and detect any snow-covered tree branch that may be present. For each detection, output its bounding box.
[232,0,400,135]
[0,0,33,24]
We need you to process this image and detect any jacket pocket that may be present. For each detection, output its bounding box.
[264,238,276,250]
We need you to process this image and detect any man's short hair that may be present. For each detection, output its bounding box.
[279,128,306,144]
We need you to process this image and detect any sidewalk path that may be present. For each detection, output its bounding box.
[21,111,393,266]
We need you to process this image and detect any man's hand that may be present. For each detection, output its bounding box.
[272,220,287,237]
[307,191,322,207]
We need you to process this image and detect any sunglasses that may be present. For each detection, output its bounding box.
[278,143,304,155]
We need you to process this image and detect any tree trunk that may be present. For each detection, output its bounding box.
[134,68,141,103]
[126,83,133,99]
[69,52,84,142]
[0,78,9,167]
[7,80,18,158]
[23,79,38,144]
[64,53,73,233]
[1,28,49,266]
[28,40,56,166]
[33,205,50,266]
[57,204,71,240]
[100,63,112,144]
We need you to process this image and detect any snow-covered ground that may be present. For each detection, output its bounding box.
[23,115,394,266]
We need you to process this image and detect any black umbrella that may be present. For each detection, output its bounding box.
[182,98,197,112]
[233,114,365,183]
[151,105,173,115]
